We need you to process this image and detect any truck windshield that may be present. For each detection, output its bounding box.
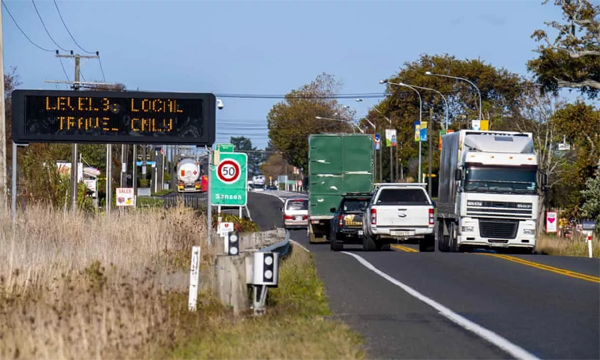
[464,166,537,194]
[375,189,430,205]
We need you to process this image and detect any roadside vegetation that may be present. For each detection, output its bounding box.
[537,234,600,258]
[166,243,365,360]
[0,205,364,359]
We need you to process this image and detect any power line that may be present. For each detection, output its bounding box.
[52,0,94,55]
[2,1,54,52]
[31,0,70,52]
[214,93,386,99]
[98,57,107,82]
[58,57,70,82]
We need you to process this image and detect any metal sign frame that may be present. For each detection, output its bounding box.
[11,89,216,145]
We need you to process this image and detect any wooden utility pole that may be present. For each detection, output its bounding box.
[0,6,7,211]
[49,52,101,211]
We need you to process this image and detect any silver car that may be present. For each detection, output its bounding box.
[282,197,309,229]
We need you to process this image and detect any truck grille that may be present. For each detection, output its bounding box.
[479,220,518,239]
[467,201,533,219]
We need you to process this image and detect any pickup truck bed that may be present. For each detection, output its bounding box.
[363,184,435,252]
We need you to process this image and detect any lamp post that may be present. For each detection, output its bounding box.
[315,116,365,134]
[380,80,423,182]
[400,83,449,131]
[355,98,383,182]
[425,71,482,124]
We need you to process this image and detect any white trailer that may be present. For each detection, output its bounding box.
[436,130,547,253]
[177,159,201,192]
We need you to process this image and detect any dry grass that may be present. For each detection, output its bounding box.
[0,205,365,360]
[536,233,600,258]
[167,244,366,360]
[0,203,217,360]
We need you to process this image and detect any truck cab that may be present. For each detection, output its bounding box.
[362,183,436,252]
[437,130,546,253]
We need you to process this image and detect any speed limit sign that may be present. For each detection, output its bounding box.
[216,159,241,184]
[211,150,248,207]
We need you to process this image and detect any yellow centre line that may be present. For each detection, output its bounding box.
[392,244,418,253]
[479,253,600,284]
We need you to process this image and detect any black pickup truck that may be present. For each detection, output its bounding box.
[329,193,372,251]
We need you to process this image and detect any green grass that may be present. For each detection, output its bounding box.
[153,189,173,196]
[137,197,165,208]
[164,245,365,360]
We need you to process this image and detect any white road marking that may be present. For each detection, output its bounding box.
[245,205,253,221]
[341,251,541,360]
[290,239,311,253]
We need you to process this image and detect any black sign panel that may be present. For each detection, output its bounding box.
[11,89,216,145]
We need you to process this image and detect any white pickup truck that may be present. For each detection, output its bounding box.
[362,183,436,252]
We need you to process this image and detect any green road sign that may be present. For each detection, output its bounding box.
[216,143,234,153]
[211,152,248,206]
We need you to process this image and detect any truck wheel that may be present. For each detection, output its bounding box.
[420,234,435,252]
[438,222,450,252]
[331,239,344,251]
[362,235,377,251]
[449,222,459,252]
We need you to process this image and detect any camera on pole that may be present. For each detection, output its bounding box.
[225,230,240,256]
[253,252,279,287]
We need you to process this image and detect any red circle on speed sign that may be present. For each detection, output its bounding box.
[216,159,241,184]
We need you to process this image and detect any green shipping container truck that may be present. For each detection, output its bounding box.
[308,133,375,243]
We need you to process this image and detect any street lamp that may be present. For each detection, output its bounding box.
[399,83,449,131]
[380,79,423,183]
[315,116,365,134]
[425,71,482,122]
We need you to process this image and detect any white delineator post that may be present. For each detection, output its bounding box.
[188,246,201,311]
[587,234,593,259]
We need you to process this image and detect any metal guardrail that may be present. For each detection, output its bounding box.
[259,229,291,258]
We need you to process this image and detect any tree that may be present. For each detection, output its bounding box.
[230,136,262,177]
[581,170,600,223]
[551,100,600,217]
[267,73,353,170]
[377,54,527,179]
[528,0,600,99]
[260,153,289,181]
[514,82,569,231]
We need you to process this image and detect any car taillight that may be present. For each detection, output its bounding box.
[284,215,293,220]
[429,208,434,225]
[371,209,377,225]
[338,214,343,227]
[303,215,308,220]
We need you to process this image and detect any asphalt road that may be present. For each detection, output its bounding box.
[248,191,600,360]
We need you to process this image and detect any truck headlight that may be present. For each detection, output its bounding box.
[523,229,535,235]
[461,226,474,233]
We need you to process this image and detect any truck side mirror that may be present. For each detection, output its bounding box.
[330,207,336,213]
[454,169,462,181]
[542,172,548,187]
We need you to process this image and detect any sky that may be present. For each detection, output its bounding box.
[2,0,584,150]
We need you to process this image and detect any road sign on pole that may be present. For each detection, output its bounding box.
[211,152,248,206]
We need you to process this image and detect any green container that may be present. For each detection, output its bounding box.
[308,133,374,219]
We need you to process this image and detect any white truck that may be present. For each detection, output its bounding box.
[362,183,436,252]
[436,130,547,253]
[177,159,201,193]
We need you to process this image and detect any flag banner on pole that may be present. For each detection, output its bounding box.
[419,121,428,142]
[385,129,397,147]
[414,121,421,142]
[480,120,489,130]
[471,119,481,130]
[438,129,447,151]
[374,133,381,150]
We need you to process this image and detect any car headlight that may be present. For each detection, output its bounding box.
[461,226,474,233]
[523,229,535,235]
